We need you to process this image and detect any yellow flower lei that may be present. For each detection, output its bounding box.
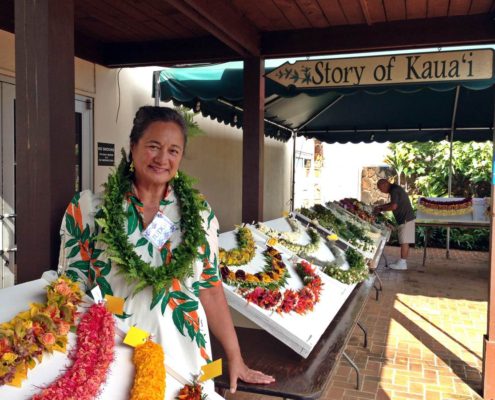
[219,226,256,267]
[130,340,165,400]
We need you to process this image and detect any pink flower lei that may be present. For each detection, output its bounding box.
[32,303,115,400]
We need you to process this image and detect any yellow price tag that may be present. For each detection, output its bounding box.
[267,238,278,247]
[123,326,150,347]
[104,294,125,316]
[327,234,339,241]
[200,358,222,382]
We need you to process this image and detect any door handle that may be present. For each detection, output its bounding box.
[0,247,16,256]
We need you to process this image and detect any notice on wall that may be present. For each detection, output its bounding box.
[265,49,494,89]
[98,142,115,166]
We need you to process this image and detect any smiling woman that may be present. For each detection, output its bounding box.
[58,106,275,397]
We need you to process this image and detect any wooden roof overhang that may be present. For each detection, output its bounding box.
[1,0,495,67]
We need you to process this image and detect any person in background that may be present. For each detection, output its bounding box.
[374,178,416,270]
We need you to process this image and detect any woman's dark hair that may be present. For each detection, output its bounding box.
[129,106,188,147]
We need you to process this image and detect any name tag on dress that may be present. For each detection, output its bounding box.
[142,211,178,249]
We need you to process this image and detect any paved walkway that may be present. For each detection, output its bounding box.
[226,246,488,400]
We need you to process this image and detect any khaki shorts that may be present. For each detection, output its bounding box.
[398,220,415,244]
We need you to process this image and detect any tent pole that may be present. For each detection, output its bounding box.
[483,88,495,399]
[291,130,297,212]
[446,85,461,260]
[153,71,160,107]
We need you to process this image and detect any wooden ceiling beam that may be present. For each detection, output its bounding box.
[103,36,240,67]
[262,14,495,58]
[164,0,260,57]
[74,31,106,65]
[359,0,374,25]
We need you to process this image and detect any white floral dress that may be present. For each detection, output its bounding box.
[58,183,221,390]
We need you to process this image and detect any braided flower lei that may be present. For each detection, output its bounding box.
[243,260,323,314]
[0,276,83,387]
[32,303,115,400]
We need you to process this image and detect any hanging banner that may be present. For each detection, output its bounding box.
[265,49,494,89]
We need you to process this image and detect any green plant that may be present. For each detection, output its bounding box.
[384,141,491,251]
[175,106,205,137]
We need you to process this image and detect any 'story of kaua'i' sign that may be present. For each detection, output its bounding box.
[265,50,493,89]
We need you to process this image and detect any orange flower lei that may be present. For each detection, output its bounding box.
[0,276,83,387]
[176,382,206,400]
[130,340,166,400]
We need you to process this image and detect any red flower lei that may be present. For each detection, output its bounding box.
[176,382,207,399]
[32,303,115,400]
[243,260,323,314]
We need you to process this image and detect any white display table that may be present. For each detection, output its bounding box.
[219,223,365,358]
[0,278,224,400]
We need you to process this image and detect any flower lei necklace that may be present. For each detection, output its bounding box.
[130,340,165,400]
[220,246,289,290]
[256,218,321,256]
[218,226,256,267]
[243,260,323,314]
[96,151,208,301]
[176,381,207,399]
[0,276,83,387]
[33,303,115,400]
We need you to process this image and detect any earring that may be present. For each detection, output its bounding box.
[129,161,135,172]
[175,171,179,178]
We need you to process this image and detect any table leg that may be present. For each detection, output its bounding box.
[357,321,367,348]
[446,227,451,259]
[421,227,429,271]
[343,351,361,390]
[373,270,383,301]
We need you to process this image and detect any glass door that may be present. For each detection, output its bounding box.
[0,86,93,287]
[0,80,16,288]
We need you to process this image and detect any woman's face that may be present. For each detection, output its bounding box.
[131,121,185,188]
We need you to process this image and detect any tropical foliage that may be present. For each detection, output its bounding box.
[385,141,491,199]
[384,141,491,251]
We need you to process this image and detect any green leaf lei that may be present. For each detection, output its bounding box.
[256,218,321,256]
[96,150,208,302]
[305,247,369,285]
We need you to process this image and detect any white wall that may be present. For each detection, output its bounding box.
[320,142,390,202]
[0,29,292,232]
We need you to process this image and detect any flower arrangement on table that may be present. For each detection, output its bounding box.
[0,276,83,387]
[299,205,375,253]
[32,302,115,400]
[256,217,321,256]
[130,340,165,400]
[176,382,207,399]
[338,198,377,224]
[220,246,289,290]
[242,260,323,314]
[321,247,368,285]
[218,226,256,267]
[418,197,473,216]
